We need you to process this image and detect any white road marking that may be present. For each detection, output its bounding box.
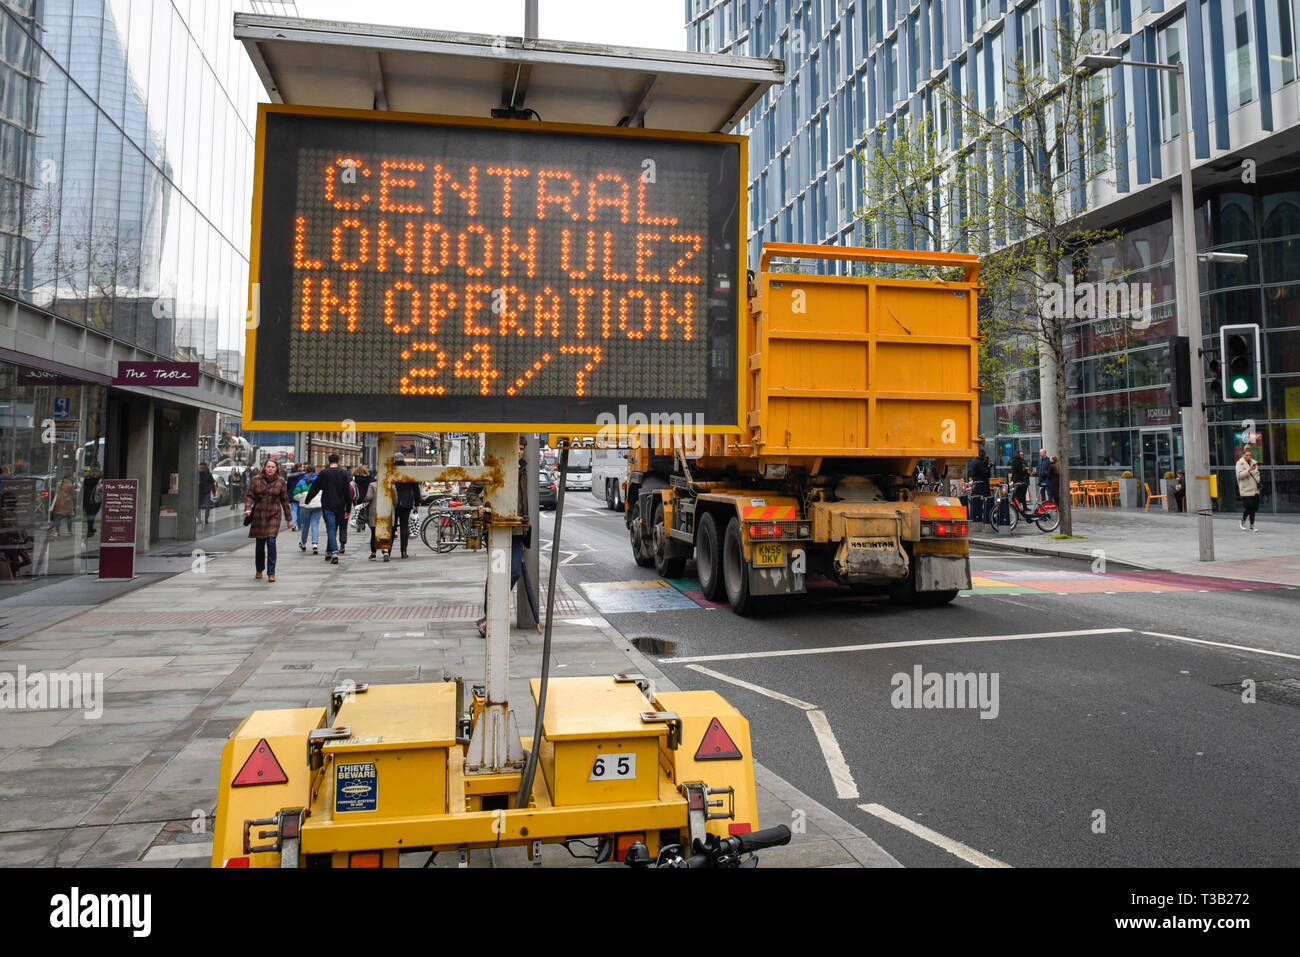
[806,708,860,799]
[665,628,1133,665]
[687,664,859,799]
[687,664,815,709]
[858,803,1011,868]
[1140,631,1300,662]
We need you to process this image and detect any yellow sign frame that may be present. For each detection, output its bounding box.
[243,103,748,435]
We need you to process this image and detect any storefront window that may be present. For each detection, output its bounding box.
[0,362,107,582]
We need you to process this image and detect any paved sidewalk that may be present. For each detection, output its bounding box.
[971,507,1300,585]
[0,530,897,869]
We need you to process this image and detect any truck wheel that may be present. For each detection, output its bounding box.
[695,512,725,601]
[722,517,760,615]
[630,516,654,567]
[653,502,685,578]
[606,480,617,510]
[613,482,622,511]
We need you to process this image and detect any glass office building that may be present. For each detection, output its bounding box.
[0,0,272,583]
[691,0,1300,512]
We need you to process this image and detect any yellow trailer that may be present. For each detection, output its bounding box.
[626,243,980,614]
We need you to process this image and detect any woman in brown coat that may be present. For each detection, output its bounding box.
[244,459,294,582]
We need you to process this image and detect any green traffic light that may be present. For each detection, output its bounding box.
[1231,377,1251,395]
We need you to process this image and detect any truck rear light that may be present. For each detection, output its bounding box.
[924,521,968,537]
[349,851,382,868]
[748,523,781,538]
[798,524,810,538]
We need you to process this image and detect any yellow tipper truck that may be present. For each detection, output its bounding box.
[626,242,981,615]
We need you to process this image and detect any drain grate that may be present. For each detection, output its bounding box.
[1214,678,1300,709]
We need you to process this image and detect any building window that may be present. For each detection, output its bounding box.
[1266,0,1297,88]
[1023,1,1044,77]
[867,0,878,48]
[886,37,898,106]
[834,30,844,87]
[1222,0,1257,107]
[991,30,1005,116]
[837,164,848,224]
[909,13,920,91]
[1158,17,1184,140]
[783,149,793,201]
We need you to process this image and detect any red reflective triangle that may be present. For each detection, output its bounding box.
[232,738,288,787]
[694,717,742,761]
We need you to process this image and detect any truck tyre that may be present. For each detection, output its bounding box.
[722,517,760,615]
[606,480,617,510]
[695,512,725,601]
[652,501,685,578]
[630,518,654,567]
[613,482,622,512]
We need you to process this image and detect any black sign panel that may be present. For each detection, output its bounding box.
[247,107,744,431]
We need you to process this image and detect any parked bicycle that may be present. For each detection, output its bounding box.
[419,502,475,552]
[999,481,1061,533]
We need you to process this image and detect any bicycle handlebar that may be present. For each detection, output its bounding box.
[662,825,793,868]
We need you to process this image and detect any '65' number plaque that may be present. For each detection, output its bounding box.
[589,752,636,781]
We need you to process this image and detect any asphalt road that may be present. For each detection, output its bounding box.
[540,491,1300,867]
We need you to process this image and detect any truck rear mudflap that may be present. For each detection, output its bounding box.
[834,537,909,582]
[914,553,972,592]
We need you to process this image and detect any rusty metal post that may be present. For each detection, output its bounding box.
[374,432,395,553]
[465,432,525,771]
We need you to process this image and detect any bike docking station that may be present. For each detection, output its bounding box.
[212,10,792,868]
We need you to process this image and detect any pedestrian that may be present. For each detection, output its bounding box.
[351,464,372,547]
[295,464,322,553]
[965,447,992,498]
[1009,450,1031,507]
[389,455,419,560]
[1173,469,1186,513]
[305,453,352,563]
[50,471,75,537]
[1048,456,1061,506]
[82,466,103,537]
[285,461,308,529]
[1036,448,1052,504]
[244,458,294,582]
[358,473,380,559]
[1235,447,1262,531]
[476,436,531,638]
[198,461,217,525]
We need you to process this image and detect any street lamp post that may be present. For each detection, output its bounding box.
[1081,55,1215,561]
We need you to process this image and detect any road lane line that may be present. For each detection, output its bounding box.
[858,803,1011,868]
[686,664,815,709]
[687,664,859,799]
[665,628,1133,665]
[807,708,860,799]
[1140,631,1300,662]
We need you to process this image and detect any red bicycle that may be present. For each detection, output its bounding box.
[1004,482,1061,532]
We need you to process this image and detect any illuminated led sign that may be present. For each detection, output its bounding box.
[245,105,745,432]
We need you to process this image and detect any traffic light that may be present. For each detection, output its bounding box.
[1206,354,1222,401]
[1167,336,1192,407]
[1220,323,1262,402]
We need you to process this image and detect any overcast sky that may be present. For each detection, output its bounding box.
[294,0,687,50]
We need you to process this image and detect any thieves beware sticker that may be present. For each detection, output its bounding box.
[335,762,378,813]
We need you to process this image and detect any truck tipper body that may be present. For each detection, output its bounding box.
[625,243,981,614]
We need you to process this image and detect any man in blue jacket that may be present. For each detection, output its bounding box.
[1035,448,1052,504]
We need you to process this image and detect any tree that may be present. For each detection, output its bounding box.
[855,0,1124,535]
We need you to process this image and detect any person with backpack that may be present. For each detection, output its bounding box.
[244,458,293,582]
[306,453,353,563]
[294,465,322,554]
[358,474,380,560]
[83,466,103,536]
